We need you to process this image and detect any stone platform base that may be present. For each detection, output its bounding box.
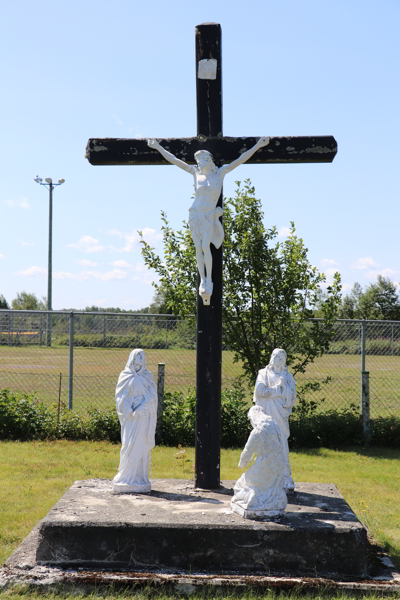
[113,482,151,494]
[231,500,284,519]
[16,479,375,579]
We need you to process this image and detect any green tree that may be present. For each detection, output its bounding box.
[141,180,341,383]
[0,295,9,309]
[12,291,46,310]
[338,282,363,319]
[339,278,400,320]
[358,276,400,320]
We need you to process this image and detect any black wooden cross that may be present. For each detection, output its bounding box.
[86,23,337,490]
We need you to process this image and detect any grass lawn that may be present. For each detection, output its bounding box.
[0,441,399,576]
[1,346,400,417]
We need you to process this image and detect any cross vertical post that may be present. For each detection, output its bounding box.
[195,23,222,489]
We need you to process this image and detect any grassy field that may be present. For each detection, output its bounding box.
[0,345,400,417]
[0,441,399,572]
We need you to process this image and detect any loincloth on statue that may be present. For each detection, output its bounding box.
[188,207,224,249]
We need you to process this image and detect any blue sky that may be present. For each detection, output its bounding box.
[1,0,399,310]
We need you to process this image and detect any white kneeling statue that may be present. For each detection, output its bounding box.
[113,349,157,494]
[231,405,287,519]
[254,348,296,491]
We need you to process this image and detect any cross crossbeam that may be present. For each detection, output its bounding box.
[85,135,337,167]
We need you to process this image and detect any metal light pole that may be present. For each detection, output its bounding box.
[34,176,65,346]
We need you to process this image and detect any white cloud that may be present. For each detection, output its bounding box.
[112,260,132,268]
[132,262,159,285]
[365,268,398,281]
[320,258,338,267]
[108,228,162,253]
[54,271,87,281]
[18,266,47,277]
[18,240,36,247]
[324,268,338,278]
[67,235,104,253]
[76,259,98,267]
[54,269,128,281]
[5,197,30,209]
[0,254,3,259]
[278,226,291,238]
[133,263,148,273]
[351,257,379,270]
[92,269,127,281]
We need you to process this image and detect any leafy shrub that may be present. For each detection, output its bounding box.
[0,389,55,440]
[57,409,88,440]
[1,387,399,449]
[370,416,400,448]
[161,389,196,446]
[220,383,251,447]
[161,383,251,447]
[289,405,364,449]
[56,331,188,350]
[87,408,120,443]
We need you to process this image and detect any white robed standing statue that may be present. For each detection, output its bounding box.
[254,348,296,491]
[113,349,157,494]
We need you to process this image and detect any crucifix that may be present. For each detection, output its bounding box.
[85,23,337,490]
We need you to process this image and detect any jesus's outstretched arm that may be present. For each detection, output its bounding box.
[219,136,271,176]
[147,139,195,175]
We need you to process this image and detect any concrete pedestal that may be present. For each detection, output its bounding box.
[113,482,151,494]
[32,479,370,579]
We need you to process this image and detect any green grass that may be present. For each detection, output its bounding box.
[2,587,399,600]
[1,345,400,416]
[0,441,399,575]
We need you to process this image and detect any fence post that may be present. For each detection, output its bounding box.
[47,312,52,347]
[361,371,370,443]
[39,314,43,346]
[360,320,366,415]
[156,363,165,443]
[391,323,394,354]
[360,320,370,443]
[68,312,74,410]
[360,320,366,374]
[8,312,12,346]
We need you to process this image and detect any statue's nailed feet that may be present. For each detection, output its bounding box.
[199,278,213,305]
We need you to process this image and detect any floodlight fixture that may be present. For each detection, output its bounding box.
[33,174,66,346]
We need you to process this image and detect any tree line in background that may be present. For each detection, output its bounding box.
[0,292,166,314]
[337,277,400,321]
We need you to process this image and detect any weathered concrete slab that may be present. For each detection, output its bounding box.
[30,479,370,579]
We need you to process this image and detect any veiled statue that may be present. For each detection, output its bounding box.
[113,349,157,494]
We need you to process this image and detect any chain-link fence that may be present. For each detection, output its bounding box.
[0,310,399,418]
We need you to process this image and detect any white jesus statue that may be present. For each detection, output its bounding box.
[147,137,271,304]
